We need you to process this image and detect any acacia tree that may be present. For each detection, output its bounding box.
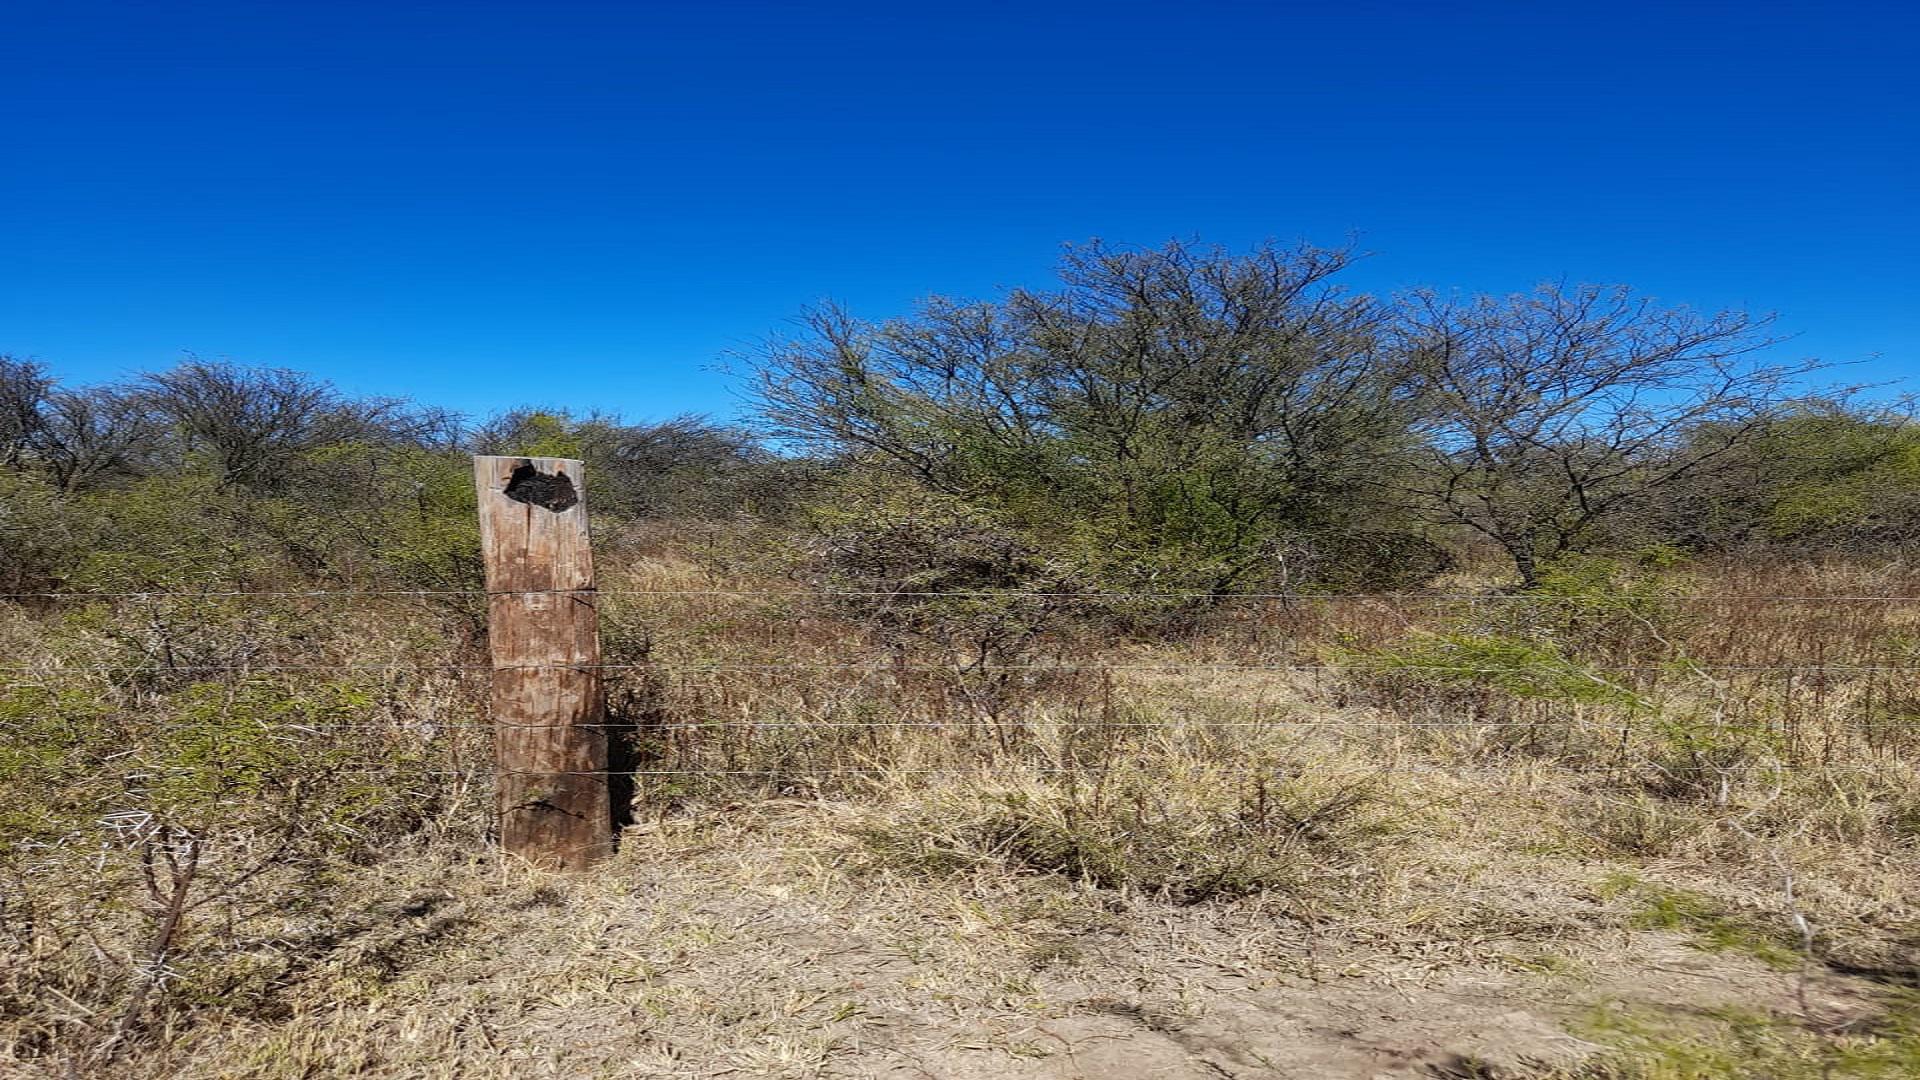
[30,385,161,491]
[1394,283,1819,586]
[754,239,1427,591]
[0,356,52,470]
[140,361,454,489]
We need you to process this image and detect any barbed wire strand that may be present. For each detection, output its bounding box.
[0,717,1754,732]
[356,764,1919,777]
[78,762,1914,778]
[5,589,1920,602]
[4,661,1918,674]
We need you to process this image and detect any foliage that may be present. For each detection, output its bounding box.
[0,676,438,859]
[1763,410,1920,546]
[1396,283,1813,585]
[0,685,115,851]
[1472,553,1691,662]
[474,408,805,520]
[139,360,455,491]
[754,239,1429,593]
[3,257,1920,1071]
[0,470,85,593]
[0,356,53,470]
[1340,631,1642,706]
[1648,404,1920,554]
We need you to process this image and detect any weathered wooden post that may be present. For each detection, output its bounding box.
[473,455,613,870]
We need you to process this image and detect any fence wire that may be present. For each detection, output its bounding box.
[6,587,1918,798]
[5,588,1920,601]
[4,661,1919,674]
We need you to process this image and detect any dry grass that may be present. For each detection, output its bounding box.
[5,548,1920,1076]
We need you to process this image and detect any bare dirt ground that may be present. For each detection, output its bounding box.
[129,802,1907,1080]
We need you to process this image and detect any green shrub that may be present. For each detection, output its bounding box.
[1640,710,1787,799]
[1341,631,1643,707]
[0,471,89,593]
[1466,553,1691,664]
[0,685,117,852]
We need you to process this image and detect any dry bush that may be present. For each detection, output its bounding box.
[0,594,492,1071]
[7,549,1920,1075]
[844,758,1407,904]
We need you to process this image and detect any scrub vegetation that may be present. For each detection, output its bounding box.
[3,241,1919,1077]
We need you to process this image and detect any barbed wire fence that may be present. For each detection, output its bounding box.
[6,588,1918,793]
[2,453,1916,869]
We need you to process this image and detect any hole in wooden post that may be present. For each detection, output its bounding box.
[503,461,579,512]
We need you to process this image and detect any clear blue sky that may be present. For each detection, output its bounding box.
[6,1,1914,421]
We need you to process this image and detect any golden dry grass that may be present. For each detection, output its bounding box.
[5,546,1920,1077]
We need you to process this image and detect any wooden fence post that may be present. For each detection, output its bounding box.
[473,455,613,870]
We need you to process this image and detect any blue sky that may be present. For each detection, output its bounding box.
[5,1,1914,421]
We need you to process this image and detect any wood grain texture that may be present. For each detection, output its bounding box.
[473,455,612,870]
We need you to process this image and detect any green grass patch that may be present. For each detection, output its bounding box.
[1578,994,1920,1079]
[1340,631,1645,706]
[1597,873,1801,970]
